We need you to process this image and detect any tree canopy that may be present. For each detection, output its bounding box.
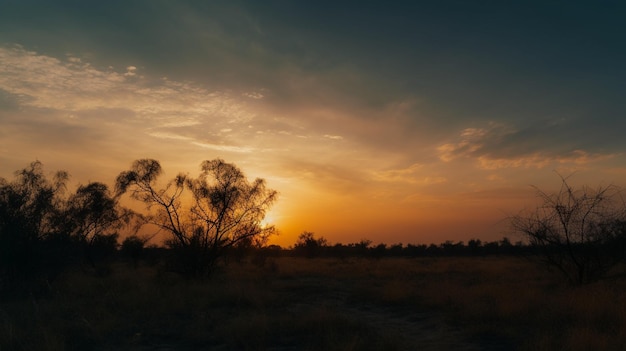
[116,158,277,277]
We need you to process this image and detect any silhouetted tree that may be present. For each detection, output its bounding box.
[0,161,68,282]
[482,240,500,254]
[294,231,328,258]
[371,243,387,258]
[426,243,440,255]
[511,176,626,285]
[121,235,149,267]
[61,182,132,267]
[389,243,404,256]
[468,239,482,255]
[115,159,277,277]
[352,239,372,256]
[0,162,136,286]
[405,243,427,256]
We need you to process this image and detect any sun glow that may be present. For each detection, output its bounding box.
[260,209,278,229]
[2,0,624,249]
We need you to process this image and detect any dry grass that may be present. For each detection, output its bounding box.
[2,256,626,350]
[267,256,626,350]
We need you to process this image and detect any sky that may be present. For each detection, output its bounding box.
[1,1,626,246]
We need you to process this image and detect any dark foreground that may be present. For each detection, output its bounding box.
[2,256,625,350]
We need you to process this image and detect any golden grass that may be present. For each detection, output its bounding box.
[2,256,626,350]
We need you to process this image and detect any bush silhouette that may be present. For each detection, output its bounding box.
[0,161,70,285]
[0,162,134,291]
[511,176,626,285]
[294,231,328,258]
[121,235,148,267]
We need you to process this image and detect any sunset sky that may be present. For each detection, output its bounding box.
[1,1,625,246]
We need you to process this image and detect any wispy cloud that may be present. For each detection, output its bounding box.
[437,123,616,169]
[476,150,614,170]
[0,45,254,127]
[0,45,273,159]
[146,131,193,141]
[191,141,254,153]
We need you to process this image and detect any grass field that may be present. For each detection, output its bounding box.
[2,255,626,350]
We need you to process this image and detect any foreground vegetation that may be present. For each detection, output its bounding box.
[4,161,626,350]
[0,159,277,286]
[3,255,626,350]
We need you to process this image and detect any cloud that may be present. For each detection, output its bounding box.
[0,88,23,111]
[124,66,137,77]
[146,131,193,141]
[243,91,264,99]
[0,45,271,154]
[191,141,254,153]
[370,164,448,200]
[476,150,613,170]
[437,122,616,169]
[279,157,370,194]
[0,45,253,122]
[459,187,535,200]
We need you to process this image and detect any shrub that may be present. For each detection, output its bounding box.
[511,176,626,285]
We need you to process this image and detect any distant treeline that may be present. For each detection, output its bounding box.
[111,236,531,272]
[256,235,528,259]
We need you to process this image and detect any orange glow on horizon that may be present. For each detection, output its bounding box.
[2,44,625,249]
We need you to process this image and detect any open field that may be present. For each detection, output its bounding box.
[2,256,626,350]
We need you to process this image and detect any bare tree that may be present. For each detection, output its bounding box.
[511,176,626,285]
[115,159,277,277]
